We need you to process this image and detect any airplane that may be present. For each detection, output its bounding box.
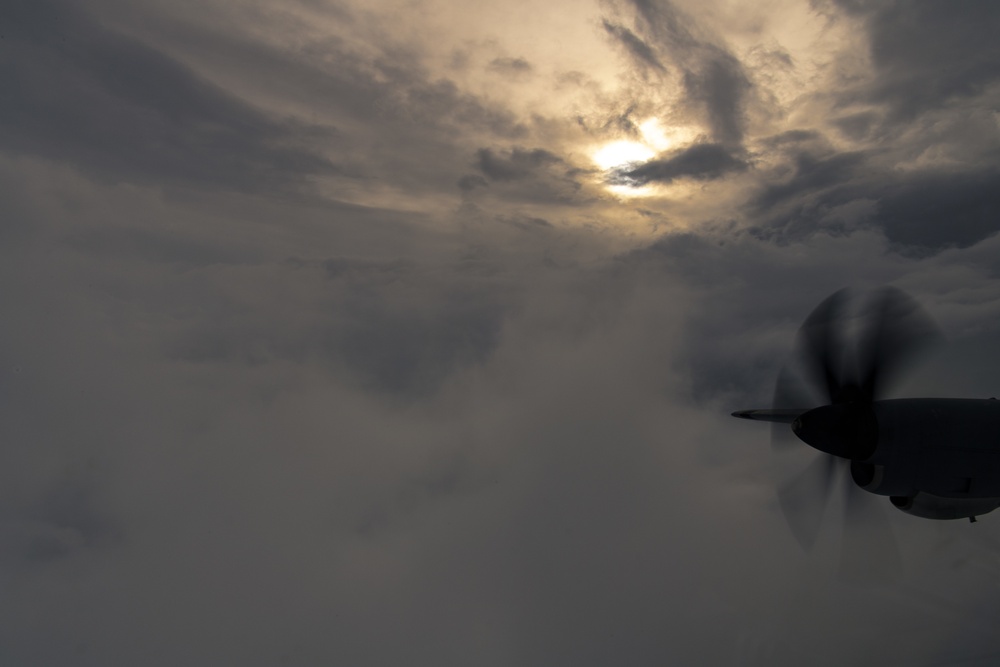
[732,286,1000,541]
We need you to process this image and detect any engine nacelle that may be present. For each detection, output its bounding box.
[851,461,916,497]
[890,492,1000,521]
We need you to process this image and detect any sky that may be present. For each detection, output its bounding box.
[3,0,1000,664]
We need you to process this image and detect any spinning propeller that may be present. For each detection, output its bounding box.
[734,287,942,574]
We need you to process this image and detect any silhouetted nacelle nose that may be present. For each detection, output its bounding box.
[792,403,878,461]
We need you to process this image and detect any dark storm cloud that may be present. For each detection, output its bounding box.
[614,142,747,185]
[877,169,1000,249]
[751,145,1000,251]
[834,0,1000,119]
[0,0,337,192]
[754,150,869,212]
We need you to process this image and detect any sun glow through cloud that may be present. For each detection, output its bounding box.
[591,119,705,198]
[591,118,684,172]
[638,118,673,151]
[592,140,656,171]
[592,140,657,198]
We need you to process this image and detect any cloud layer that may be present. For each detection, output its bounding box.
[3,1,1000,665]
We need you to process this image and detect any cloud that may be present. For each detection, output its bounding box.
[472,147,585,203]
[8,161,1000,664]
[609,0,752,145]
[5,0,1000,665]
[839,0,1000,119]
[0,0,337,193]
[475,147,563,182]
[874,168,1000,250]
[614,142,748,185]
[753,150,869,213]
[752,150,1000,251]
[681,52,752,145]
[6,156,1000,665]
[602,20,668,72]
[488,56,534,75]
[320,257,508,396]
[457,174,490,192]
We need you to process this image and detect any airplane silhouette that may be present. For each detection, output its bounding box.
[733,287,1000,531]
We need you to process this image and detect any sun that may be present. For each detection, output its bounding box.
[589,119,697,197]
[592,140,656,171]
[592,139,657,198]
[592,140,656,198]
[591,118,676,171]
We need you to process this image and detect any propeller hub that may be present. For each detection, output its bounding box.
[792,403,878,461]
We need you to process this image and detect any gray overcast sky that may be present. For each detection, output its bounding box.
[3,0,1000,665]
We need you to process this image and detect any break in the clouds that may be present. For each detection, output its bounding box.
[3,0,1000,665]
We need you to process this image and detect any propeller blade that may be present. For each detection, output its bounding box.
[839,480,901,583]
[857,286,943,402]
[776,454,837,550]
[797,288,851,404]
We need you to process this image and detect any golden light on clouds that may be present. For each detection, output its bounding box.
[147,0,965,237]
[637,118,673,151]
